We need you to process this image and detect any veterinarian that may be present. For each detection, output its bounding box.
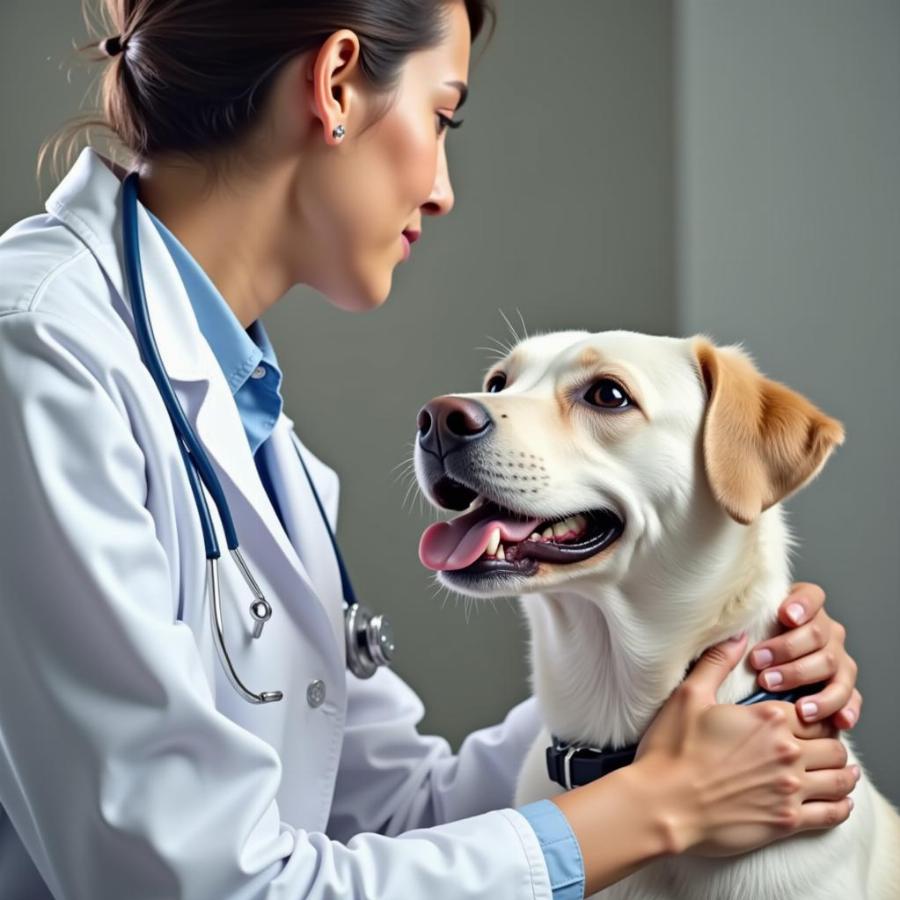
[0,2,864,898]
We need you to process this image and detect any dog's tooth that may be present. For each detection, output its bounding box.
[553,522,569,540]
[486,527,501,557]
[496,544,506,561]
[541,527,554,541]
[529,532,541,541]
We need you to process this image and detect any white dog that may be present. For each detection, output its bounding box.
[413,330,900,899]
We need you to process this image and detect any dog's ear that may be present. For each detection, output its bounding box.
[692,337,845,525]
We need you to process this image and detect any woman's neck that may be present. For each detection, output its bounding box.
[136,154,300,327]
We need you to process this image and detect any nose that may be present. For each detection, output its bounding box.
[421,143,455,217]
[417,396,492,458]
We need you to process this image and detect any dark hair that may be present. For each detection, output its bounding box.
[39,0,495,182]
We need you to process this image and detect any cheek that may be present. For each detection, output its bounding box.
[295,113,438,306]
[373,109,438,218]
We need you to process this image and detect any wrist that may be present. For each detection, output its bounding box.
[624,757,699,857]
[549,762,674,894]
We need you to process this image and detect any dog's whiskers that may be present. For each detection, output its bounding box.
[498,308,522,346]
[481,333,516,359]
[515,307,529,341]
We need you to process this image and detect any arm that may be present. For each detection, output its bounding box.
[0,310,551,900]
[326,664,543,840]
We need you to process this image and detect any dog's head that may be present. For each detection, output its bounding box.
[414,330,844,598]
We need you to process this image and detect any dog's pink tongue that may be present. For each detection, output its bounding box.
[419,504,543,571]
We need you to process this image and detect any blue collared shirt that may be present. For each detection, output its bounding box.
[148,210,283,457]
[149,210,585,900]
[148,210,289,533]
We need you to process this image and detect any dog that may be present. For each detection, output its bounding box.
[413,329,900,899]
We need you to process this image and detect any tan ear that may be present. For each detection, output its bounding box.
[692,337,845,525]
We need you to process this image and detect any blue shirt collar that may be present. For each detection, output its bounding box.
[146,208,278,394]
[147,209,284,457]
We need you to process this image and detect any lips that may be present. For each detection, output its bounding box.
[402,229,421,244]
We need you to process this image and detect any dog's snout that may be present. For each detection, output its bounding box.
[417,397,493,457]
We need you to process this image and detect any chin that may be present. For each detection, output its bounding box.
[323,269,392,312]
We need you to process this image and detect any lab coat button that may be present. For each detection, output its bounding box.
[251,365,266,379]
[307,679,326,708]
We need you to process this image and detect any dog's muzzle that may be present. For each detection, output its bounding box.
[414,397,624,578]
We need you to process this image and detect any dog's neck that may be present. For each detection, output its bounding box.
[521,505,792,749]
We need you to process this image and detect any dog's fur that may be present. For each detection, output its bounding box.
[415,330,900,899]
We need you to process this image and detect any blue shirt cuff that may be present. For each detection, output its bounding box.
[517,798,585,900]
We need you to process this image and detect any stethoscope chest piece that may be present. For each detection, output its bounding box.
[345,603,395,679]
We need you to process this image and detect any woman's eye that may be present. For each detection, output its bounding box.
[486,373,507,393]
[437,113,464,135]
[585,378,632,409]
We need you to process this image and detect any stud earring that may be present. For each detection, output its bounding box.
[332,124,346,140]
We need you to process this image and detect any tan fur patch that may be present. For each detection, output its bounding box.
[693,337,845,524]
[576,347,604,369]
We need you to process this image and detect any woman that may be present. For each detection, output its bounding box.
[0,2,862,898]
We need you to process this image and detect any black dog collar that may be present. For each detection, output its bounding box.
[546,680,829,790]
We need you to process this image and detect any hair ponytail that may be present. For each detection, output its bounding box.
[38,0,495,186]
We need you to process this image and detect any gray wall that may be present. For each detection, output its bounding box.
[677,0,900,805]
[2,0,896,814]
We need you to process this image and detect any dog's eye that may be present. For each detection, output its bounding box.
[585,378,632,409]
[486,373,507,393]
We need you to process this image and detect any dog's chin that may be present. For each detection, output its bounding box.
[421,484,625,598]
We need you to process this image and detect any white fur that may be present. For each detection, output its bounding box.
[418,331,900,899]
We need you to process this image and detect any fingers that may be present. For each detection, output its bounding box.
[794,798,855,833]
[776,582,826,628]
[835,687,863,730]
[682,632,748,700]
[794,676,856,725]
[755,700,835,740]
[749,605,860,727]
[750,614,830,671]
[755,646,837,693]
[797,737,848,771]
[801,764,860,802]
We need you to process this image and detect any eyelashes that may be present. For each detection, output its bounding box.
[437,113,464,133]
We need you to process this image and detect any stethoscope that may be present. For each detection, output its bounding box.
[121,172,394,704]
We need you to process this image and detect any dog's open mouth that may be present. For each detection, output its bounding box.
[419,477,624,577]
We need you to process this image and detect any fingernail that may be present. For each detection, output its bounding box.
[752,648,774,668]
[801,701,818,719]
[727,630,746,642]
[843,708,857,726]
[851,765,860,781]
[763,670,783,688]
[787,602,805,624]
[848,797,854,811]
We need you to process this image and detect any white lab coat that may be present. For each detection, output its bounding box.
[0,148,552,900]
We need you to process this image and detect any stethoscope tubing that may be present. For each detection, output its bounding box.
[119,172,392,704]
[122,172,236,558]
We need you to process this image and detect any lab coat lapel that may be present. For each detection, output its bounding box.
[45,148,343,658]
[266,415,347,660]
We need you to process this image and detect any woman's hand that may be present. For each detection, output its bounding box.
[748,582,861,730]
[632,633,858,858]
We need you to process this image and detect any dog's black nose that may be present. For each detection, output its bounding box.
[417,396,493,458]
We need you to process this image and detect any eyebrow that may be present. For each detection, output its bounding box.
[445,80,469,110]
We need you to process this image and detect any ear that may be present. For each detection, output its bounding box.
[692,337,845,525]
